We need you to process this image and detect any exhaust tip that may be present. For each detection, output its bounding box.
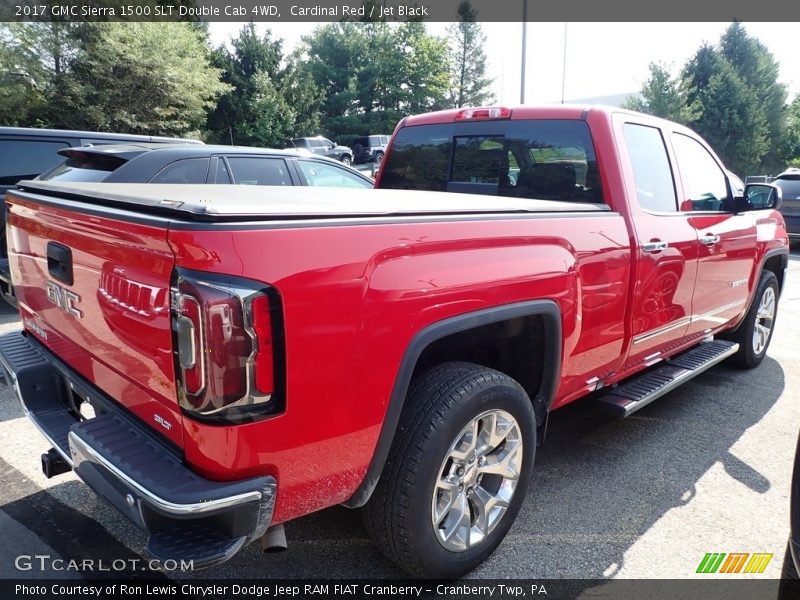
[261,524,287,553]
[41,448,71,479]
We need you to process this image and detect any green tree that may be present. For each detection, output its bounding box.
[719,21,787,173]
[623,62,696,125]
[206,23,286,145]
[446,1,493,108]
[0,22,84,125]
[782,96,800,167]
[51,23,227,136]
[299,22,449,136]
[281,51,325,137]
[683,46,768,175]
[237,71,295,147]
[398,22,450,114]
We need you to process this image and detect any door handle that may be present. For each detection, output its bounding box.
[47,242,73,286]
[641,241,668,253]
[700,234,720,246]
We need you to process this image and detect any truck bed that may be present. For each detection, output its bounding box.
[16,181,609,222]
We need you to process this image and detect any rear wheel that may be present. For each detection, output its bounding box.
[362,362,536,578]
[727,270,779,369]
[340,154,352,166]
[374,151,384,166]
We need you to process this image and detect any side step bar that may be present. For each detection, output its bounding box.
[597,340,739,418]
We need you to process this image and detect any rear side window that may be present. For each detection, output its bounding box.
[227,157,292,186]
[37,154,126,183]
[775,178,800,198]
[379,124,452,192]
[622,123,677,212]
[297,160,372,189]
[0,139,69,184]
[149,158,209,184]
[379,120,604,204]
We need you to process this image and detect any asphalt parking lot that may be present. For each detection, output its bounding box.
[0,246,798,583]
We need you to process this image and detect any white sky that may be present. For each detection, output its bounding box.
[208,22,800,105]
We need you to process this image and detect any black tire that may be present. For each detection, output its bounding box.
[726,270,779,369]
[340,154,352,166]
[778,541,800,600]
[361,362,536,578]
[374,151,384,165]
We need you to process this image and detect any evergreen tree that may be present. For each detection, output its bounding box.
[719,21,787,173]
[683,45,768,175]
[206,24,286,145]
[623,62,697,125]
[446,1,494,108]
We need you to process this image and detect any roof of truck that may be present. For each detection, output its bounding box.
[15,181,609,222]
[401,104,603,127]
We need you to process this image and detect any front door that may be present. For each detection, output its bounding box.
[668,132,759,336]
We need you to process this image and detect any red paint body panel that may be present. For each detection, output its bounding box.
[6,105,789,527]
[168,214,631,522]
[7,196,183,448]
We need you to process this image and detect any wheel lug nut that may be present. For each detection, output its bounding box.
[479,457,486,466]
[458,484,464,492]
[469,454,475,463]
[466,487,473,497]
[456,467,464,476]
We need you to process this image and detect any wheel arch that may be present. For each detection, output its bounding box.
[726,247,789,336]
[343,299,562,508]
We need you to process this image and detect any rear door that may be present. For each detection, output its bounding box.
[617,119,699,369]
[669,132,759,336]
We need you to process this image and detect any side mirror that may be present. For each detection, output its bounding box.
[739,183,782,212]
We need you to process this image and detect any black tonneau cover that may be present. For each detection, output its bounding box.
[15,181,610,222]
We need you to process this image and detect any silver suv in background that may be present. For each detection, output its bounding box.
[289,136,354,166]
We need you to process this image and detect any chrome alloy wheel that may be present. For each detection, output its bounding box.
[753,286,776,355]
[431,409,523,552]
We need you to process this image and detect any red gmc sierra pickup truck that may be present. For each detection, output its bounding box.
[0,105,789,578]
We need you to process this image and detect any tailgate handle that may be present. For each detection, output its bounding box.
[47,242,73,286]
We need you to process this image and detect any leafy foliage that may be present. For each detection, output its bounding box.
[298,22,449,137]
[622,62,696,125]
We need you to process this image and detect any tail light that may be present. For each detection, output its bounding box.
[171,269,284,423]
[454,107,511,121]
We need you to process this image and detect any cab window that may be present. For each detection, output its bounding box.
[671,133,729,212]
[622,123,678,212]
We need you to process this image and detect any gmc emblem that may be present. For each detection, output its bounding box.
[45,281,82,318]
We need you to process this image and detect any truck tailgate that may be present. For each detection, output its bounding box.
[7,189,183,447]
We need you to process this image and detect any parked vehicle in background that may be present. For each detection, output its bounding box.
[772,168,800,240]
[37,143,374,189]
[288,136,354,165]
[352,135,390,165]
[0,127,201,306]
[728,171,745,196]
[1,105,788,578]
